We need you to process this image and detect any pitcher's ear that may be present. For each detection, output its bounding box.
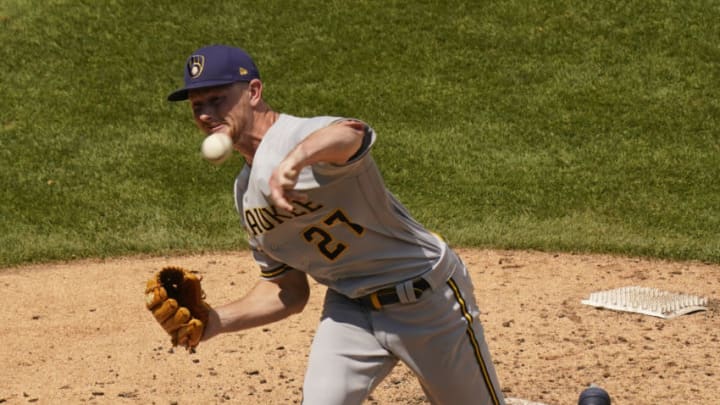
[247,79,263,104]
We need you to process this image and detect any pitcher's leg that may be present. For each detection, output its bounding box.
[302,290,397,405]
[380,265,505,405]
[432,274,504,405]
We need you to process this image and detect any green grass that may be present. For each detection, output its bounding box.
[1,0,719,267]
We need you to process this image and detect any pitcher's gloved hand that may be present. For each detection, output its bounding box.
[145,266,211,350]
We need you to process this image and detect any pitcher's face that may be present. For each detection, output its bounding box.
[188,82,252,143]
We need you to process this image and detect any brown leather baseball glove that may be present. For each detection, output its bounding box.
[145,266,211,350]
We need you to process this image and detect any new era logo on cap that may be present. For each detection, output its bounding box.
[168,45,260,101]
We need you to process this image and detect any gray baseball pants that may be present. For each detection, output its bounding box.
[302,252,505,405]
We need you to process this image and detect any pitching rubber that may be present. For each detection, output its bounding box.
[578,386,611,405]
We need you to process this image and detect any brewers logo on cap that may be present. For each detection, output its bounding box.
[188,55,205,78]
[239,67,249,76]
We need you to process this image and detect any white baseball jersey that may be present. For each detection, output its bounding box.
[234,114,444,298]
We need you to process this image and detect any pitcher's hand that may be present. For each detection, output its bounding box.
[268,160,307,212]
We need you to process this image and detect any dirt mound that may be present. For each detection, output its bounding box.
[1,249,717,404]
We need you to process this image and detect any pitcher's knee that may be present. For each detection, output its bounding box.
[302,375,369,405]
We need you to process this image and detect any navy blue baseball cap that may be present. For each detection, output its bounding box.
[167,45,260,101]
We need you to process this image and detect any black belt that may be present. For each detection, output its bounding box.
[356,278,431,310]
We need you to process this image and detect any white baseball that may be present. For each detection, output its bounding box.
[201,133,233,164]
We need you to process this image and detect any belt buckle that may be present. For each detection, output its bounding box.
[368,292,383,310]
